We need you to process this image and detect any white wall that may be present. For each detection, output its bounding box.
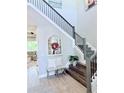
[37,24,75,76]
[76,0,97,48]
[27,6,75,76]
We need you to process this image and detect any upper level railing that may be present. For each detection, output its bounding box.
[27,0,75,38]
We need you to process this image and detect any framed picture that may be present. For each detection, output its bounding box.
[85,0,97,11]
[48,35,61,55]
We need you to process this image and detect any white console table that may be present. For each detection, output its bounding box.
[47,55,66,77]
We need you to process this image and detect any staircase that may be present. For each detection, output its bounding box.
[66,62,87,87]
[66,60,97,87]
[27,0,97,93]
[78,45,94,58]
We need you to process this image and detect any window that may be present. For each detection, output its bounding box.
[27,41,38,51]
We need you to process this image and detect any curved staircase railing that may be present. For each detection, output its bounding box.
[27,0,97,93]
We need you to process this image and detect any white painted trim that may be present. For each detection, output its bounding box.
[38,72,56,79]
[74,45,86,64]
[48,54,63,57]
[91,76,97,93]
[74,45,84,56]
[39,73,47,79]
[86,42,96,52]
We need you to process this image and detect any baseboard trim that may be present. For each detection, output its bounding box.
[39,73,47,79]
[38,72,56,79]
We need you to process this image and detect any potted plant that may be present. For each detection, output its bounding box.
[69,55,79,66]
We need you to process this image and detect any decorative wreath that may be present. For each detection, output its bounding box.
[51,42,59,50]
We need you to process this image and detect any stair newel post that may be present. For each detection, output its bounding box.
[86,57,92,93]
[83,38,92,93]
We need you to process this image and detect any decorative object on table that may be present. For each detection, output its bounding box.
[84,0,97,11]
[48,35,61,55]
[69,55,79,66]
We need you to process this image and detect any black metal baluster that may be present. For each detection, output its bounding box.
[91,61,92,78]
[95,56,97,72]
[93,59,95,79]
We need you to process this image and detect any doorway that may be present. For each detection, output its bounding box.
[27,25,38,72]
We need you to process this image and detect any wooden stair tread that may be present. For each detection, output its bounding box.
[69,66,86,77]
[76,62,86,68]
[66,62,97,88]
[66,69,87,87]
[77,62,97,71]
